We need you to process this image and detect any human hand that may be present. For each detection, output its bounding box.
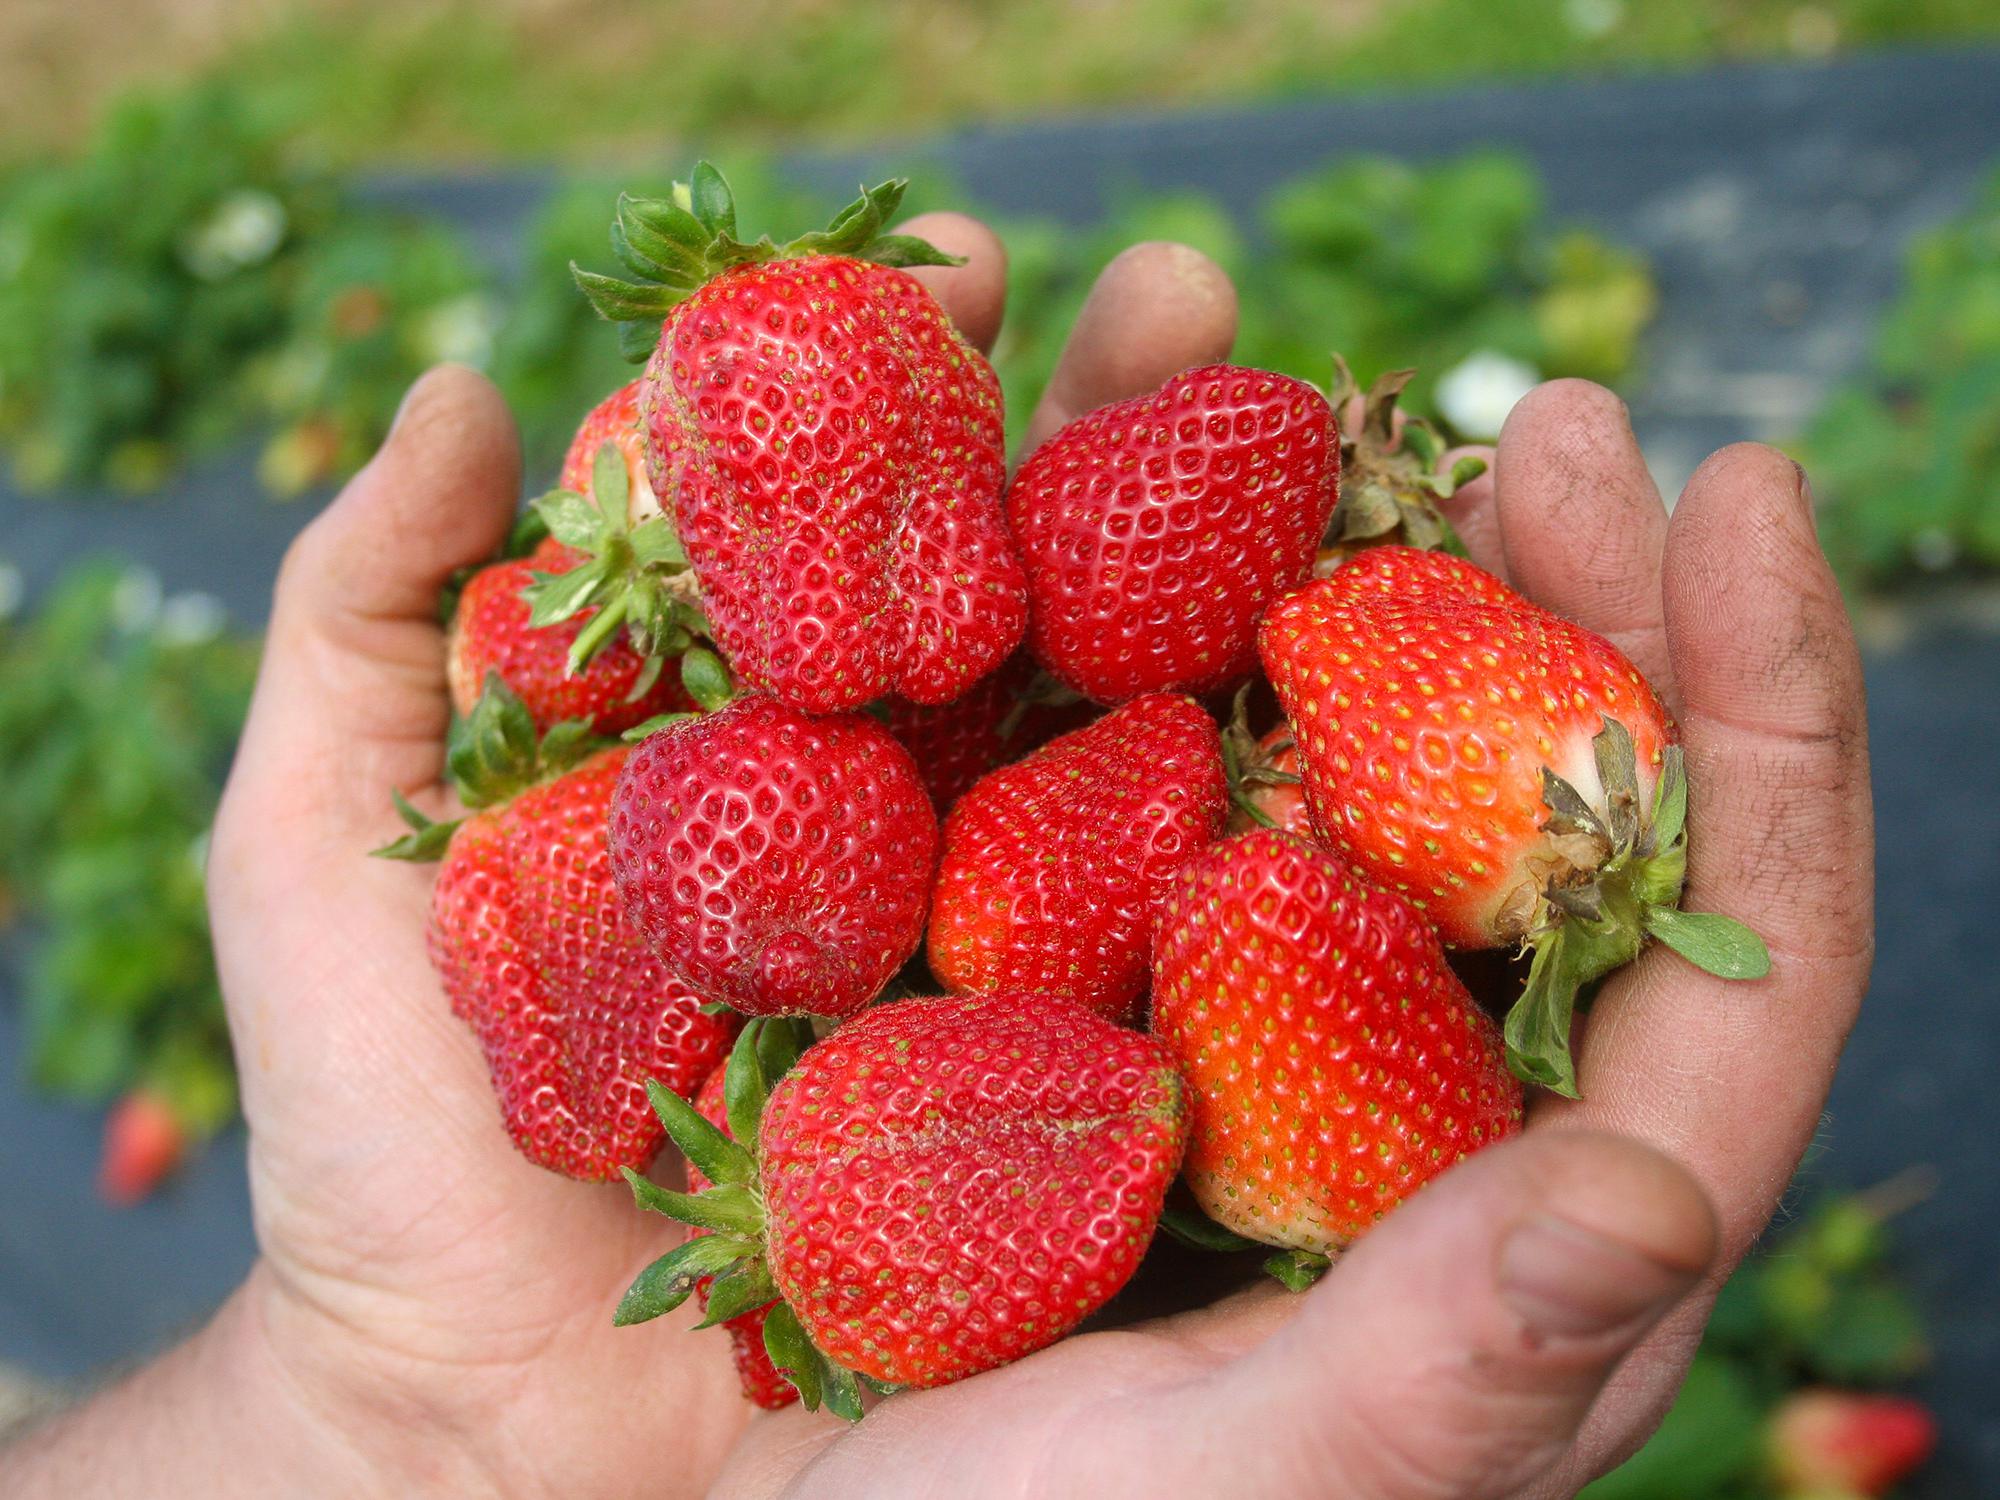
[704,241,1872,1500]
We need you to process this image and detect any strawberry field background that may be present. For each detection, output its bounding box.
[2,27,1999,1497]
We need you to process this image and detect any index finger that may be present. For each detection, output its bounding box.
[1537,443,1872,1259]
[895,211,1008,355]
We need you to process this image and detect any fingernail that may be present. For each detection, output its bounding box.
[1498,1213,1699,1341]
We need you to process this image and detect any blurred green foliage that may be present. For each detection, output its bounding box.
[1799,163,2000,588]
[0,85,493,496]
[1581,1183,1933,1499]
[0,561,254,1138]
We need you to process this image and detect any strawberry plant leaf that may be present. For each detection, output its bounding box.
[722,1023,769,1156]
[1650,747,1689,852]
[819,1359,865,1423]
[645,1077,756,1187]
[1159,1204,1261,1253]
[696,1258,777,1328]
[860,234,966,270]
[619,1169,763,1237]
[571,264,683,322]
[688,162,736,240]
[535,491,608,552]
[615,317,661,363]
[613,1233,754,1326]
[522,557,608,627]
[369,789,461,861]
[679,646,735,712]
[1262,1248,1332,1292]
[1503,931,1582,1098]
[590,440,629,526]
[762,1302,823,1412]
[1643,908,1771,981]
[622,712,695,742]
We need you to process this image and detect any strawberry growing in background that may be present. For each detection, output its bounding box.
[1152,829,1521,1278]
[97,1088,187,1205]
[569,164,1027,713]
[378,680,734,1179]
[612,992,1188,1413]
[1769,1390,1938,1498]
[1006,364,1338,704]
[610,694,938,1018]
[1258,546,1768,1094]
[928,693,1227,1018]
[683,1061,798,1410]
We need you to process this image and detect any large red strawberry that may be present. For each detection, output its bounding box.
[1005,364,1338,704]
[1153,828,1522,1270]
[610,694,938,1018]
[571,166,1026,712]
[928,693,1227,1018]
[1258,545,1768,1094]
[612,993,1188,1412]
[684,1062,798,1410]
[381,687,735,1180]
[882,653,1098,814]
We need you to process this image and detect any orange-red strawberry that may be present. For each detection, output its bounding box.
[928,693,1227,1018]
[414,737,735,1180]
[559,380,661,526]
[447,554,692,737]
[97,1089,187,1205]
[1152,828,1522,1267]
[684,1063,798,1411]
[882,653,1098,814]
[610,695,938,1018]
[613,993,1188,1411]
[573,166,1026,712]
[1258,545,1768,1094]
[1769,1389,1938,1497]
[1006,364,1338,704]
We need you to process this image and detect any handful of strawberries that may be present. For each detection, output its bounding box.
[379,165,1769,1415]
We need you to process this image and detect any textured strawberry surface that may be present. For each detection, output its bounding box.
[560,379,663,524]
[1007,364,1338,703]
[610,696,939,1017]
[1153,829,1522,1253]
[882,652,1099,814]
[446,555,693,736]
[640,255,1025,712]
[684,1065,799,1410]
[928,693,1227,1017]
[758,991,1187,1387]
[430,748,736,1179]
[1258,546,1673,947]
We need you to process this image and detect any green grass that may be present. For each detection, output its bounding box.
[5,0,1997,169]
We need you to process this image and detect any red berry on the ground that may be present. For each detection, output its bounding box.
[1769,1389,1938,1497]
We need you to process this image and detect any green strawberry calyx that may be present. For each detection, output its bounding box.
[614,1018,890,1421]
[1158,1199,1336,1291]
[572,162,964,362]
[519,438,709,677]
[370,674,609,861]
[1502,718,1772,1097]
[1320,353,1487,560]
[1218,684,1301,832]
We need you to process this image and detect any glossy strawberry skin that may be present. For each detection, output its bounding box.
[640,255,1026,713]
[882,653,1099,814]
[928,694,1228,1018]
[685,1065,799,1411]
[758,990,1188,1388]
[1152,829,1522,1253]
[1007,365,1338,704]
[610,696,939,1018]
[447,556,693,737]
[1258,546,1673,948]
[430,748,736,1180]
[560,380,662,525]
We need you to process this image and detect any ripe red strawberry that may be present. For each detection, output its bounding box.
[97,1089,187,1205]
[613,993,1188,1410]
[882,654,1098,813]
[683,1063,798,1410]
[559,380,662,526]
[573,166,1026,712]
[1005,364,1338,704]
[419,742,735,1179]
[1153,829,1522,1265]
[1769,1389,1938,1497]
[610,695,938,1018]
[1258,545,1768,1094]
[447,553,693,737]
[928,693,1227,1018]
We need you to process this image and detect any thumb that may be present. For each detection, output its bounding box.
[225,365,520,841]
[1197,1130,1718,1500]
